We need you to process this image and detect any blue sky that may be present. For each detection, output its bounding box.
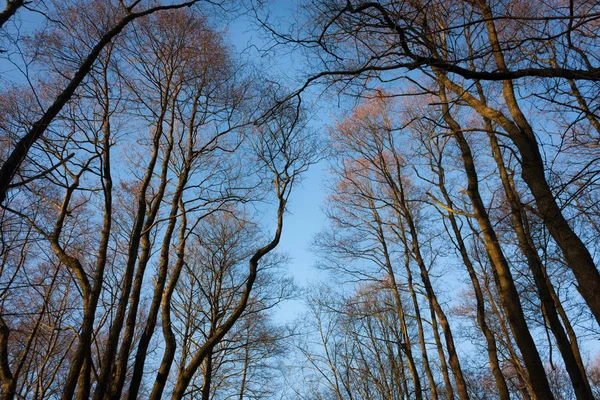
[225,0,337,321]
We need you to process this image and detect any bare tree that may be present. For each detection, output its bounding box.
[270,0,600,328]
[0,0,232,205]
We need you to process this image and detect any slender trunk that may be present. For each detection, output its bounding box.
[431,148,511,400]
[548,265,591,392]
[148,201,188,400]
[436,81,554,400]
[487,127,593,399]
[566,79,600,135]
[72,54,114,400]
[429,304,455,400]
[62,294,96,400]
[477,259,533,399]
[365,318,392,398]
[76,352,92,400]
[369,199,423,400]
[62,75,114,399]
[0,317,15,400]
[126,164,191,399]
[387,275,423,400]
[201,349,213,400]
[95,97,170,400]
[386,171,469,400]
[238,334,249,400]
[401,247,439,400]
[398,349,409,399]
[110,98,178,400]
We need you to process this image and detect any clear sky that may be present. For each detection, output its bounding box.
[225,0,334,321]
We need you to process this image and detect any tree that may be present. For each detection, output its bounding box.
[0,6,317,399]
[0,0,228,205]
[168,92,320,399]
[271,0,600,328]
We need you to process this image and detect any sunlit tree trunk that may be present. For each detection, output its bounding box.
[384,161,469,400]
[486,122,593,399]
[426,137,510,400]
[369,198,423,400]
[436,81,554,399]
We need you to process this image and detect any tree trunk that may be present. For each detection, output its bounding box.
[370,200,423,400]
[437,81,554,400]
[148,202,188,400]
[401,242,439,400]
[431,146,511,400]
[487,126,594,399]
[385,168,470,400]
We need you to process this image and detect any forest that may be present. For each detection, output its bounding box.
[0,0,600,399]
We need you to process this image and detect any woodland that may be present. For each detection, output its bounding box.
[1,0,600,399]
